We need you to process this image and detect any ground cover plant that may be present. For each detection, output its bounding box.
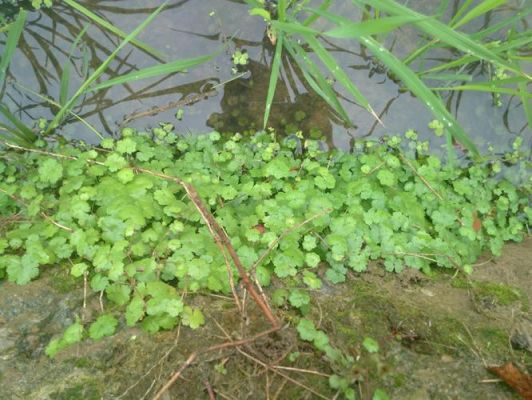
[0,1,531,398]
[1,128,529,339]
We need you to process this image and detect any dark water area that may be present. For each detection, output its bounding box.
[0,0,530,152]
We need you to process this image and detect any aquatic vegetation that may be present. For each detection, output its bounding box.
[0,2,215,144]
[246,0,531,155]
[0,130,529,357]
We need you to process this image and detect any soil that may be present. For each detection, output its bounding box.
[0,237,530,400]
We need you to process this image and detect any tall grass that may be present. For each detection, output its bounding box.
[0,2,215,140]
[248,0,531,156]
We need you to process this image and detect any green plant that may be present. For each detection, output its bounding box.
[0,129,529,356]
[0,1,215,143]
[245,0,531,156]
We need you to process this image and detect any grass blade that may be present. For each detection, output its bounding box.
[62,0,165,60]
[284,40,351,124]
[303,0,332,26]
[59,25,89,106]
[431,77,531,97]
[0,9,26,90]
[303,34,377,120]
[88,53,216,92]
[263,32,284,129]
[355,0,527,78]
[0,104,37,143]
[12,80,103,140]
[323,15,422,38]
[47,2,168,134]
[359,35,479,156]
[451,0,507,29]
[422,73,473,81]
[0,122,33,146]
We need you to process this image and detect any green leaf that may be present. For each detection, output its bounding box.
[71,262,88,278]
[305,252,321,268]
[289,289,311,308]
[89,314,118,340]
[297,318,318,341]
[104,154,128,172]
[7,254,39,284]
[63,320,84,344]
[302,271,322,289]
[362,337,380,353]
[182,306,205,329]
[38,159,63,184]
[116,138,137,154]
[126,296,145,326]
[263,32,284,129]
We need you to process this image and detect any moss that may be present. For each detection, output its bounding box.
[474,282,522,306]
[450,278,526,308]
[477,327,509,355]
[450,277,469,289]
[49,270,79,294]
[50,379,101,400]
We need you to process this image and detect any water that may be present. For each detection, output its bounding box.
[0,0,529,152]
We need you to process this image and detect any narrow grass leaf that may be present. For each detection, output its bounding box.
[271,21,320,36]
[263,32,284,129]
[355,0,525,77]
[472,7,532,40]
[13,81,103,139]
[0,9,26,90]
[60,26,89,106]
[0,123,33,146]
[303,0,332,26]
[0,104,37,143]
[88,53,216,91]
[431,77,531,97]
[63,0,165,60]
[423,73,473,81]
[359,35,479,155]
[47,2,167,134]
[303,34,376,118]
[284,40,351,123]
[451,0,507,29]
[323,16,422,38]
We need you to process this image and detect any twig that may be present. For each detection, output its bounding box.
[213,321,331,400]
[204,380,216,400]
[151,326,281,400]
[236,348,332,400]
[137,167,279,328]
[116,326,182,399]
[398,153,444,201]
[272,365,331,377]
[0,187,73,232]
[251,208,332,273]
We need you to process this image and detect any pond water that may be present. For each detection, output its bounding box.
[0,0,530,151]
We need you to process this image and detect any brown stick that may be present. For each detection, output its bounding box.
[137,168,280,329]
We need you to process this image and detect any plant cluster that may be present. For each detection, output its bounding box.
[246,0,531,155]
[0,129,529,357]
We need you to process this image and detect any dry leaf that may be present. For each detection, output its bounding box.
[488,362,532,399]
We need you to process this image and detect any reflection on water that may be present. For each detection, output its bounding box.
[0,0,529,151]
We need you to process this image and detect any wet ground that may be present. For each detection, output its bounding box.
[1,237,530,399]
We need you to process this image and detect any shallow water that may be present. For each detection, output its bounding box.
[1,0,529,151]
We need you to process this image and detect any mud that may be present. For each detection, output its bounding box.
[0,237,530,399]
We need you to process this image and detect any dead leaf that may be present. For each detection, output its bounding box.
[254,224,266,235]
[472,211,482,232]
[488,362,532,399]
